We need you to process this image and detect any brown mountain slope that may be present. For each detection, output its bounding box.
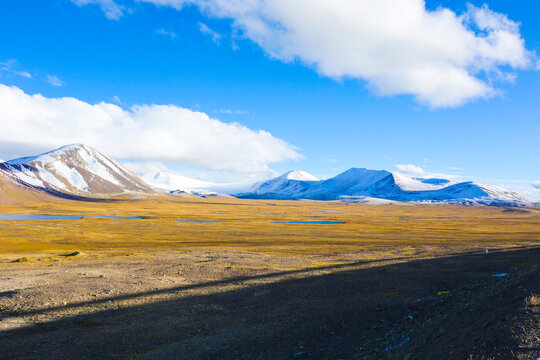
[0,175,62,204]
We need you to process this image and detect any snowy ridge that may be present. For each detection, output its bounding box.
[141,169,257,197]
[0,144,153,197]
[238,168,527,205]
[141,170,217,192]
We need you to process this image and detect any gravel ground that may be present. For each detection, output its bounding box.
[0,247,538,360]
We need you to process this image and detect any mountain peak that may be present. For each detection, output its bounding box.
[6,143,93,165]
[56,143,88,152]
[281,170,319,181]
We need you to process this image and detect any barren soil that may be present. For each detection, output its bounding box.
[0,247,538,359]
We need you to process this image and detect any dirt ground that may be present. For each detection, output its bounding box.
[0,246,538,360]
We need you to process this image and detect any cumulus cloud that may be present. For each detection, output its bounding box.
[198,22,222,44]
[133,0,536,107]
[0,59,32,79]
[70,0,124,20]
[394,164,425,175]
[0,84,301,173]
[47,75,65,87]
[532,182,540,190]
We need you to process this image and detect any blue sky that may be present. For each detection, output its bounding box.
[0,0,539,198]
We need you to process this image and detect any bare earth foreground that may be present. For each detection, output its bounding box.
[0,197,538,359]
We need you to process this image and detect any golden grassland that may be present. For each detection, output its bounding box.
[0,196,539,261]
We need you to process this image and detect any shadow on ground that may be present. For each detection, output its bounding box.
[0,247,538,360]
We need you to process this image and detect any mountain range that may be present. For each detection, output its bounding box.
[237,168,525,205]
[0,144,529,206]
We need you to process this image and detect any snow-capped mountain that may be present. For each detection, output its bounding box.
[0,144,153,198]
[243,170,320,199]
[237,168,526,205]
[140,169,270,196]
[141,170,217,193]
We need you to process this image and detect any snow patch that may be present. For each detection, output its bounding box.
[283,170,319,181]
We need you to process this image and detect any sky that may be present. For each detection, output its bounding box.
[0,0,539,199]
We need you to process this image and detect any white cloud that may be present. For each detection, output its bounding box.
[532,182,540,190]
[111,95,123,105]
[0,59,32,79]
[215,109,249,115]
[141,0,188,10]
[47,75,65,87]
[0,84,301,173]
[198,22,222,44]
[320,156,338,163]
[156,28,178,39]
[70,0,124,20]
[394,164,425,175]
[122,160,278,184]
[135,0,536,108]
[121,160,167,175]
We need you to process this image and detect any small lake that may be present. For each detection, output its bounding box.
[174,220,226,223]
[0,214,144,221]
[273,220,344,225]
[0,214,83,221]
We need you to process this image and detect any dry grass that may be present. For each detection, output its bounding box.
[525,294,540,307]
[0,196,539,261]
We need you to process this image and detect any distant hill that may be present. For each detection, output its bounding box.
[141,169,258,197]
[237,168,526,205]
[141,170,217,193]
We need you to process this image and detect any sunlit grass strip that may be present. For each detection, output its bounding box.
[0,198,538,259]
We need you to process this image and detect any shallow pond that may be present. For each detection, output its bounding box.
[0,214,143,220]
[0,214,83,221]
